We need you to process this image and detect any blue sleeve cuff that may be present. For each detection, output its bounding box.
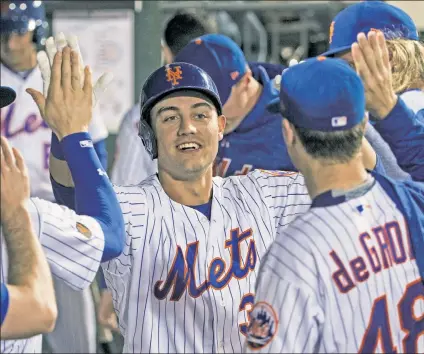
[1,283,9,325]
[93,139,108,170]
[60,133,125,262]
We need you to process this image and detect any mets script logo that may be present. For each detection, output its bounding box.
[329,21,335,44]
[154,228,257,300]
[166,65,183,86]
[246,302,278,350]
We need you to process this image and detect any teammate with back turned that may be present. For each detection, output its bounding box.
[245,57,424,354]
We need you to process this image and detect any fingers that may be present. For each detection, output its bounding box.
[0,136,14,168]
[71,50,81,90]
[93,72,113,104]
[26,89,46,117]
[37,51,51,97]
[12,147,26,174]
[357,32,381,81]
[61,47,72,90]
[45,36,57,66]
[377,31,391,69]
[351,41,372,81]
[51,50,63,94]
[55,32,67,52]
[83,66,93,97]
[67,34,85,78]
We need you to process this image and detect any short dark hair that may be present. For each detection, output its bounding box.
[292,120,367,164]
[163,12,213,57]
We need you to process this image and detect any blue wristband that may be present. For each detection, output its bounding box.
[50,133,65,160]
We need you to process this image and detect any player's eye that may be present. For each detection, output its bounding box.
[163,115,178,122]
[194,112,208,120]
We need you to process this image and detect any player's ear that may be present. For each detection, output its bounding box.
[282,118,294,147]
[217,114,226,140]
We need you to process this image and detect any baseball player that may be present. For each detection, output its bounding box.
[111,12,286,186]
[175,34,381,177]
[245,57,424,354]
[1,82,124,353]
[39,42,312,351]
[321,0,424,181]
[0,88,56,340]
[0,1,110,352]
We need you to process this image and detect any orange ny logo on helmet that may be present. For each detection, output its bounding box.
[329,21,335,44]
[166,66,183,86]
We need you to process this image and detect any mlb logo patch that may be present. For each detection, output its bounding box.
[80,140,93,148]
[331,116,347,128]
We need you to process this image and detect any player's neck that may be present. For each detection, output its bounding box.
[242,79,263,118]
[159,169,213,206]
[302,156,369,200]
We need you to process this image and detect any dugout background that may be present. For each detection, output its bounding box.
[42,1,424,172]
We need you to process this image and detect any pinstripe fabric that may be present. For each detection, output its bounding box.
[102,170,311,353]
[247,179,424,353]
[0,198,105,353]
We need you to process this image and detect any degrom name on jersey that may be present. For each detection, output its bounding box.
[101,169,311,353]
[0,198,105,353]
[246,177,424,354]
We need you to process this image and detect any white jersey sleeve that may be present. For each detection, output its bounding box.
[242,169,311,232]
[29,197,105,291]
[110,104,158,185]
[244,226,324,353]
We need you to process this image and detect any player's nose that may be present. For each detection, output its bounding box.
[177,116,197,136]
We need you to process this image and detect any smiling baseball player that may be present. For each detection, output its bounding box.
[245,57,424,354]
[38,42,313,351]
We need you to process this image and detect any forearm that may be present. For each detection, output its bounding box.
[1,206,57,339]
[373,99,424,181]
[3,206,52,289]
[54,132,125,261]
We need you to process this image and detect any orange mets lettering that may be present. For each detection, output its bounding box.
[154,228,257,301]
[166,66,183,86]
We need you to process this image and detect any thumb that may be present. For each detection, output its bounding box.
[93,72,114,105]
[26,89,46,117]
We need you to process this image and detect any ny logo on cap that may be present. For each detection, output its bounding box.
[166,66,183,86]
[329,21,335,44]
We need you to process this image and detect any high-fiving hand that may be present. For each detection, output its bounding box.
[351,31,398,120]
[0,137,30,223]
[36,32,113,107]
[27,46,93,140]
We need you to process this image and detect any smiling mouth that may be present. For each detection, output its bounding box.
[177,142,201,151]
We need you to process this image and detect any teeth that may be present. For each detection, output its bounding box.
[178,143,200,150]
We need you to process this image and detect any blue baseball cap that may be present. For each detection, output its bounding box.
[0,86,16,108]
[322,1,419,57]
[174,34,248,105]
[267,57,366,132]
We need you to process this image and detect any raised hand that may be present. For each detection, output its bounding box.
[37,32,113,107]
[351,31,398,120]
[27,47,93,140]
[0,136,30,222]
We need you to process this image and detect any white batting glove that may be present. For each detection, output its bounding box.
[37,32,114,107]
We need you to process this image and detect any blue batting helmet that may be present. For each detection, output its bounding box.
[139,62,222,159]
[0,1,48,46]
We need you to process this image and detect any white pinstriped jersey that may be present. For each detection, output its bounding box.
[0,198,105,353]
[246,177,424,354]
[110,103,158,185]
[0,63,109,201]
[101,169,311,353]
